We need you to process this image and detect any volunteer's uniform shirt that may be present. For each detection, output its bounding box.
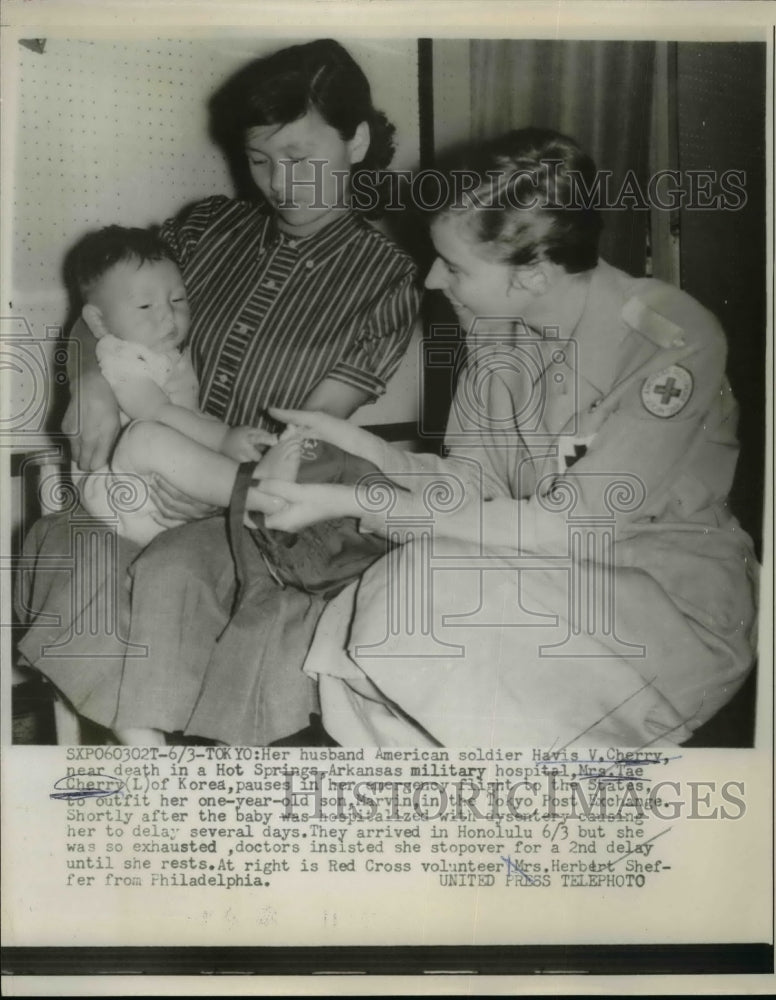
[307,260,759,747]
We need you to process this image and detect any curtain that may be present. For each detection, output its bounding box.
[470,40,656,276]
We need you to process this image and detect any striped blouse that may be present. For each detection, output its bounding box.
[159,196,421,429]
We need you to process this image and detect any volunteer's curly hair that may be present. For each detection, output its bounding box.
[439,127,604,273]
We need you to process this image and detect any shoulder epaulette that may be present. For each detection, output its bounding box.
[621,280,722,351]
[621,284,686,349]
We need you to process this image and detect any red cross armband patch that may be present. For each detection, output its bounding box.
[641,364,694,417]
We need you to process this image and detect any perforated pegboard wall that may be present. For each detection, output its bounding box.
[12,40,233,321]
[7,36,420,424]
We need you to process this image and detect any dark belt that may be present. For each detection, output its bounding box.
[227,462,258,616]
[228,462,295,614]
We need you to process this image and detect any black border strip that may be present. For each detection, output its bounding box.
[417,38,435,171]
[770,20,776,962]
[1,944,772,976]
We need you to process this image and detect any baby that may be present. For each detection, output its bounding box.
[68,226,388,746]
[69,225,300,546]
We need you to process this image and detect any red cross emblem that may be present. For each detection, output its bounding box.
[653,376,682,406]
[641,365,693,417]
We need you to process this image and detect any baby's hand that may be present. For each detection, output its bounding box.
[222,426,278,463]
[268,407,391,470]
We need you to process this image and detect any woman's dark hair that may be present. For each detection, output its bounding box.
[66,225,173,300]
[209,39,396,214]
[440,128,604,273]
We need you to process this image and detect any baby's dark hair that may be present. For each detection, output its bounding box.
[67,225,175,300]
[209,38,396,216]
[438,128,604,273]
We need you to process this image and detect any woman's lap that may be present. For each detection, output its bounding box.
[15,509,142,727]
[116,518,321,743]
[114,517,236,732]
[17,512,318,742]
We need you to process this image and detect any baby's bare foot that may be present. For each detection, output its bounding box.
[253,433,302,482]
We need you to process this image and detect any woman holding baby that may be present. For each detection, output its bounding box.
[17,38,420,745]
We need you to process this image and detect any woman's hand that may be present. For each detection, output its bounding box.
[259,474,441,535]
[64,373,121,471]
[148,473,221,527]
[268,407,395,471]
[259,480,361,533]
